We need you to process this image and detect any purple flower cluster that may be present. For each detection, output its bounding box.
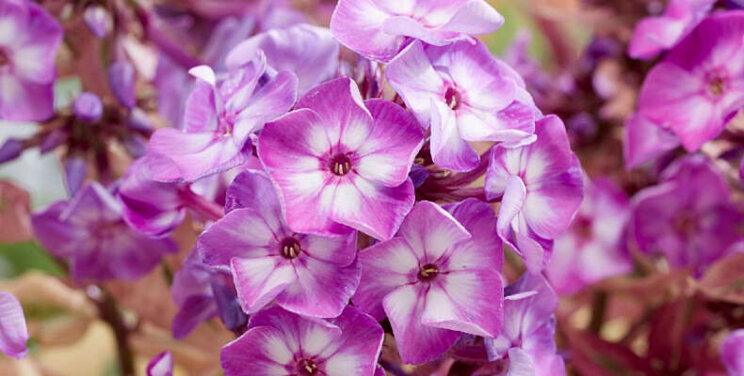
[9,0,589,373]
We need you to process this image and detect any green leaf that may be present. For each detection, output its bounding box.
[0,241,65,279]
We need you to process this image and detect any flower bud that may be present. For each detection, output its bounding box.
[83,5,112,39]
[108,61,136,109]
[0,138,23,163]
[72,92,103,123]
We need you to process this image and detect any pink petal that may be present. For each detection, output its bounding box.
[623,113,680,169]
[444,198,504,271]
[182,79,218,133]
[276,257,361,318]
[329,176,416,241]
[354,237,420,320]
[355,99,424,187]
[321,306,385,376]
[398,201,471,262]
[231,256,298,314]
[233,70,298,141]
[147,129,245,182]
[221,326,294,376]
[0,292,28,359]
[386,41,445,126]
[495,175,526,252]
[0,76,55,122]
[330,0,405,63]
[301,233,357,267]
[383,284,460,364]
[247,306,343,356]
[430,101,480,172]
[146,351,173,376]
[198,208,278,267]
[434,0,504,36]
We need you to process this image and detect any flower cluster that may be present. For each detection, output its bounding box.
[2,0,744,375]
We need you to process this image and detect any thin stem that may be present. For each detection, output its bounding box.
[92,288,135,376]
[588,290,608,335]
[179,188,224,222]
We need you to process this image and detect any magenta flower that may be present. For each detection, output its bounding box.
[631,156,744,274]
[221,306,383,376]
[118,158,186,238]
[330,0,504,63]
[721,330,744,375]
[257,77,424,240]
[198,170,360,318]
[31,182,178,281]
[147,54,298,182]
[623,113,680,169]
[0,291,28,359]
[353,200,503,364]
[485,115,583,272]
[628,0,714,59]
[170,249,219,339]
[386,40,534,171]
[484,273,566,376]
[637,12,744,151]
[226,24,340,94]
[0,0,62,121]
[546,178,632,295]
[147,351,173,376]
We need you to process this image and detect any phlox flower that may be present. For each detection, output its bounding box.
[0,292,28,359]
[628,0,714,59]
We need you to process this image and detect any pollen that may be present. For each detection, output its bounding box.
[280,238,301,259]
[709,77,725,96]
[418,264,440,281]
[329,154,352,176]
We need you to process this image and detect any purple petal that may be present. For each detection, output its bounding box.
[721,330,744,375]
[171,295,218,339]
[383,284,460,364]
[386,41,446,126]
[0,292,28,359]
[233,70,298,141]
[356,99,424,187]
[147,129,245,182]
[0,76,55,122]
[181,79,218,133]
[434,0,504,35]
[226,24,339,94]
[399,201,471,262]
[198,208,279,267]
[221,326,294,376]
[330,0,405,63]
[146,351,173,376]
[421,269,503,337]
[108,61,136,109]
[321,306,385,376]
[231,256,297,314]
[430,101,480,172]
[276,257,361,318]
[354,237,420,320]
[623,113,680,169]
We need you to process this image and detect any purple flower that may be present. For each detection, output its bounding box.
[353,200,503,364]
[226,24,340,94]
[637,12,744,151]
[0,0,62,121]
[631,155,744,274]
[546,178,632,295]
[198,170,361,318]
[257,77,424,240]
[386,40,534,171]
[72,92,104,123]
[330,0,504,63]
[170,249,219,339]
[221,306,383,376]
[118,158,185,238]
[31,182,178,281]
[623,113,680,169]
[628,0,714,59]
[485,115,584,272]
[721,329,744,375]
[147,351,173,376]
[484,273,566,376]
[148,54,298,182]
[0,291,28,359]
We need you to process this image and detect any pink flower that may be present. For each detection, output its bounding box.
[386,40,534,171]
[623,113,680,169]
[147,54,298,182]
[637,12,744,151]
[485,115,583,272]
[721,329,744,376]
[221,306,383,376]
[330,0,504,63]
[0,0,63,121]
[146,352,173,376]
[546,178,632,295]
[353,200,503,364]
[257,77,424,240]
[628,0,714,60]
[198,170,361,318]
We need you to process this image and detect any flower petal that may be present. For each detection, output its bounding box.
[221,326,294,376]
[230,256,297,314]
[198,208,278,267]
[0,292,28,359]
[430,101,480,172]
